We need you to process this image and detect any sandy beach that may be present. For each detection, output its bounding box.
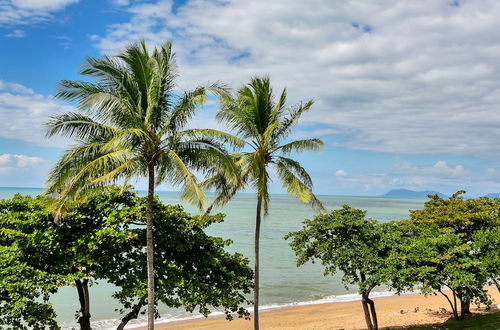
[140,287,499,330]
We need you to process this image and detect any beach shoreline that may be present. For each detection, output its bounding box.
[130,287,499,329]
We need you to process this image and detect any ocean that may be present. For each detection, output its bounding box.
[0,187,425,329]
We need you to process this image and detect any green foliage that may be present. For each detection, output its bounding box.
[109,201,253,321]
[0,194,67,329]
[0,188,253,328]
[45,39,236,214]
[205,76,325,214]
[285,205,389,293]
[286,205,395,329]
[286,193,500,326]
[0,246,61,329]
[388,192,500,319]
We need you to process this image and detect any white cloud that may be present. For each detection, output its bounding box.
[0,80,73,147]
[0,153,44,175]
[5,29,25,38]
[0,153,43,167]
[335,169,347,177]
[0,0,79,25]
[90,0,500,156]
[396,161,465,177]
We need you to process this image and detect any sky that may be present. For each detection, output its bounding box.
[1,0,500,196]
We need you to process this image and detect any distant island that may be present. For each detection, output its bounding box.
[379,189,448,199]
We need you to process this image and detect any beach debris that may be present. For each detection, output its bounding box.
[397,307,420,315]
[424,307,451,318]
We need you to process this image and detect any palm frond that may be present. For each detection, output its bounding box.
[274,100,314,140]
[278,138,324,155]
[176,129,246,150]
[275,160,325,213]
[45,112,116,140]
[166,86,207,133]
[167,150,206,210]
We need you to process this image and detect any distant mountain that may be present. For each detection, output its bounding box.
[485,193,500,198]
[379,189,448,199]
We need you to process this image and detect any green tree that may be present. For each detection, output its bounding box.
[0,188,253,329]
[204,76,324,329]
[285,206,392,330]
[109,198,253,329]
[394,192,500,319]
[45,40,241,329]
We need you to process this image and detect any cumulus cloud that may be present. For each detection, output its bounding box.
[0,80,73,147]
[0,0,79,25]
[89,0,500,155]
[0,153,43,167]
[0,153,44,175]
[335,169,347,177]
[396,161,465,177]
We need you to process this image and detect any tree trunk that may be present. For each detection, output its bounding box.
[146,165,156,330]
[367,296,378,329]
[117,296,146,330]
[359,272,374,330]
[493,278,500,293]
[361,293,373,330]
[75,279,91,330]
[438,288,458,320]
[253,196,262,330]
[460,296,471,318]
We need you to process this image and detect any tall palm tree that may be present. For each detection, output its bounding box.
[45,40,242,330]
[204,76,325,329]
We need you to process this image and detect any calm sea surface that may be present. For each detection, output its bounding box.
[0,187,425,329]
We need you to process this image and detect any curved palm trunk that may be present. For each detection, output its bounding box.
[254,196,262,330]
[146,165,156,330]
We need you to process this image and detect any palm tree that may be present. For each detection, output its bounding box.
[45,40,242,330]
[204,76,325,329]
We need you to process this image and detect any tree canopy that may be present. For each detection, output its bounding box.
[0,187,253,329]
[285,205,391,330]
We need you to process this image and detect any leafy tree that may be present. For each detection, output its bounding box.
[0,245,62,330]
[0,190,141,329]
[45,40,240,329]
[109,199,253,329]
[204,76,324,329]
[392,192,500,319]
[0,194,68,329]
[0,188,253,329]
[285,205,389,330]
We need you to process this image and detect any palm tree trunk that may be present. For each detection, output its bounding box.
[146,165,156,330]
[254,196,262,330]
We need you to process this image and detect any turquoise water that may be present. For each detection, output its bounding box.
[0,188,425,329]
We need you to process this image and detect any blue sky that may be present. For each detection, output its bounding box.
[1,0,500,196]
